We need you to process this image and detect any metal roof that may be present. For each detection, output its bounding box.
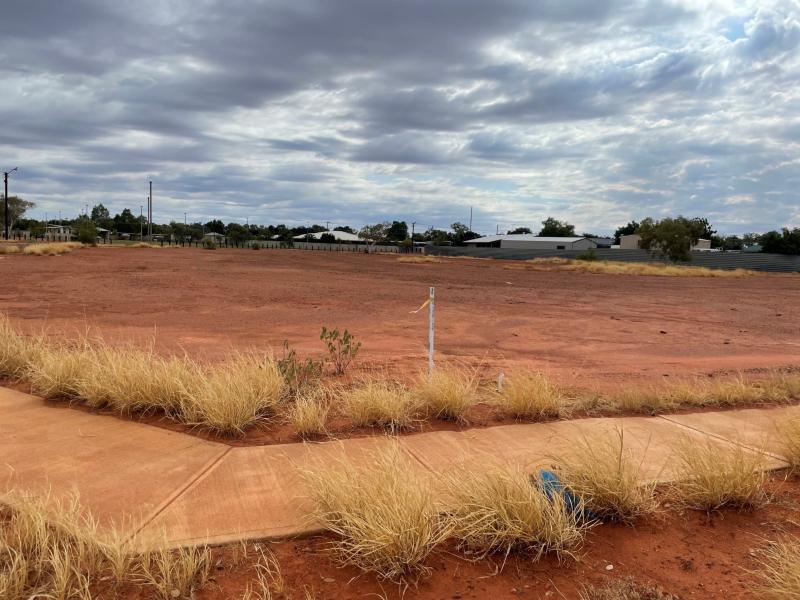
[292,230,362,242]
[465,235,590,244]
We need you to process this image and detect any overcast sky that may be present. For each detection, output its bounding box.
[2,0,799,234]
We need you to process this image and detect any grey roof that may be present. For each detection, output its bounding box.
[465,235,591,244]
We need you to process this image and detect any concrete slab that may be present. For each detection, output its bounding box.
[659,406,800,461]
[0,387,228,533]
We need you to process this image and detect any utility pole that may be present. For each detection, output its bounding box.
[3,168,17,239]
[140,205,144,239]
[148,181,153,240]
[326,220,331,231]
[469,206,473,232]
[184,212,187,226]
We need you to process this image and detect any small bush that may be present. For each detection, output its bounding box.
[576,249,598,261]
[0,244,21,254]
[777,417,800,473]
[277,340,324,391]
[495,371,562,420]
[77,220,97,244]
[554,428,657,523]
[414,366,478,421]
[320,327,361,375]
[202,239,217,250]
[671,438,768,510]
[442,464,587,561]
[0,315,42,379]
[22,242,82,256]
[303,446,449,581]
[342,379,418,431]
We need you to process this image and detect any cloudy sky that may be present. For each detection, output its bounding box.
[2,0,799,234]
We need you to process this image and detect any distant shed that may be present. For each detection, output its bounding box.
[464,235,598,250]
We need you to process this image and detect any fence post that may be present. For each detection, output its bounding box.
[428,286,435,378]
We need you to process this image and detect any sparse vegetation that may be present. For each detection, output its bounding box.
[495,371,562,420]
[320,327,361,375]
[22,242,83,256]
[777,416,800,473]
[554,429,658,523]
[755,538,800,599]
[671,438,768,510]
[289,386,331,438]
[441,464,588,561]
[414,366,478,421]
[519,258,755,277]
[397,255,442,263]
[580,578,678,600]
[303,446,449,581]
[0,244,21,254]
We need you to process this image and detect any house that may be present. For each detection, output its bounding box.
[463,235,598,250]
[44,225,73,241]
[292,230,363,243]
[203,232,226,243]
[619,234,712,251]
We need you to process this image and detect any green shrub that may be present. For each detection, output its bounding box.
[576,249,597,261]
[77,221,97,244]
[320,327,361,375]
[202,240,217,250]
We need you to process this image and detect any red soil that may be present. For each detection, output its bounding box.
[1,247,798,391]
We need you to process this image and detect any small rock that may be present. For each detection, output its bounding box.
[323,577,335,583]
[605,564,614,571]
[659,330,667,334]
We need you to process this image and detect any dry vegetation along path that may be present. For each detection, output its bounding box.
[1,385,794,550]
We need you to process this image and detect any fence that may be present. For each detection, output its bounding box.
[426,246,800,273]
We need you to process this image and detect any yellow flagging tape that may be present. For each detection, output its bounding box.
[410,298,431,314]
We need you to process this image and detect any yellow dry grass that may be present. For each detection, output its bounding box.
[342,379,419,431]
[441,463,587,561]
[495,371,563,420]
[22,242,83,256]
[0,490,211,600]
[776,416,800,473]
[0,315,43,380]
[553,429,658,523]
[414,366,478,421]
[288,386,331,438]
[396,255,442,263]
[521,257,756,278]
[302,446,449,581]
[671,438,768,510]
[0,244,21,254]
[754,538,800,600]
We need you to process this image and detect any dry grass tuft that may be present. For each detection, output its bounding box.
[342,379,419,431]
[183,352,286,435]
[754,538,800,599]
[495,371,563,420]
[397,255,442,263]
[671,438,768,510]
[0,490,212,599]
[303,446,449,581]
[776,416,800,473]
[0,315,43,380]
[22,242,83,256]
[580,578,678,599]
[441,464,587,561]
[554,429,658,523]
[523,257,756,278]
[289,386,331,438]
[26,343,94,399]
[0,244,21,254]
[414,366,478,421]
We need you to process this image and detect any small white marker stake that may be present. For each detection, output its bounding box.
[428,286,435,379]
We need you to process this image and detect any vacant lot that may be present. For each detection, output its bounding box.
[0,247,798,389]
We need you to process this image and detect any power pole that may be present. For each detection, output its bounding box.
[184,212,187,226]
[4,168,19,239]
[411,221,416,240]
[140,205,144,239]
[469,206,473,231]
[148,181,153,240]
[326,221,331,231]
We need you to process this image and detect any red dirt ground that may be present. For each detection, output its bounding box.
[1,247,798,390]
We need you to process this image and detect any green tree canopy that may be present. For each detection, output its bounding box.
[450,222,479,245]
[385,220,409,241]
[637,217,700,262]
[613,220,639,244]
[507,227,532,235]
[761,228,800,255]
[1,196,35,232]
[539,217,575,237]
[112,208,140,234]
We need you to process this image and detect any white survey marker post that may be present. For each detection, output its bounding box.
[428,286,435,378]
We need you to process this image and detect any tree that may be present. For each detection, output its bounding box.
[76,219,97,244]
[637,217,700,262]
[319,232,336,244]
[613,220,639,244]
[359,222,390,244]
[450,222,479,245]
[112,208,140,234]
[0,196,35,232]
[334,225,356,234]
[761,229,800,255]
[226,223,249,243]
[204,219,226,235]
[539,217,575,237]
[711,234,743,251]
[423,227,450,245]
[385,220,409,242]
[507,227,532,235]
[90,204,110,221]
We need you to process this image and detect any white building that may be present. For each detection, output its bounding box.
[464,235,598,250]
[44,225,72,241]
[292,230,363,243]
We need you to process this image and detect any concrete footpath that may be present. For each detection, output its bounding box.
[1,386,796,548]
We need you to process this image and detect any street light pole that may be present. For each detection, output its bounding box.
[148,181,153,240]
[3,167,18,240]
[140,205,144,240]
